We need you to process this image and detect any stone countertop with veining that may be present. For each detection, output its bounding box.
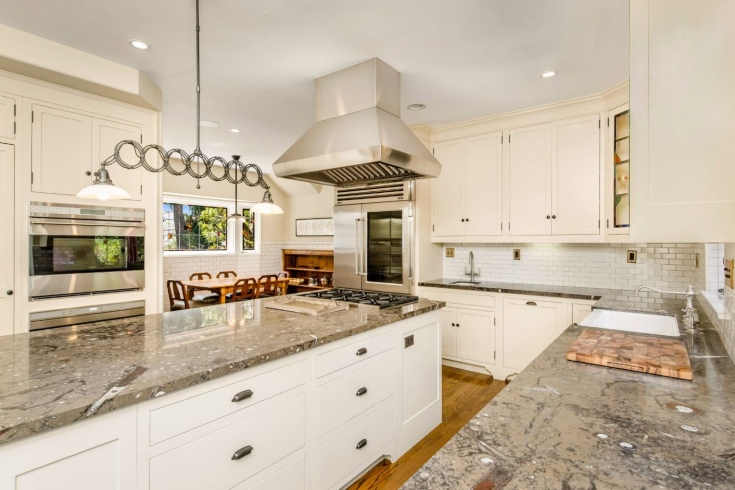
[402,301,735,489]
[419,278,687,316]
[0,297,444,446]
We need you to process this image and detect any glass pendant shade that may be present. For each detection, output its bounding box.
[76,168,131,200]
[250,190,283,214]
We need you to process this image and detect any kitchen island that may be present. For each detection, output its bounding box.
[0,296,444,490]
[402,301,735,489]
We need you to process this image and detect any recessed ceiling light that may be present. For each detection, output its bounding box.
[407,103,426,111]
[541,71,556,78]
[199,120,219,128]
[129,40,149,50]
[230,128,241,133]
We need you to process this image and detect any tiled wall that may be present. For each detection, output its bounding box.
[162,240,333,310]
[442,243,698,291]
[697,242,735,362]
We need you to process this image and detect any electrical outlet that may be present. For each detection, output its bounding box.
[627,250,638,264]
[513,249,521,260]
[404,334,415,348]
[445,247,455,258]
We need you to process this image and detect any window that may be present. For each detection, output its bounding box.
[162,195,260,255]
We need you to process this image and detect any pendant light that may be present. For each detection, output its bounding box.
[77,0,282,215]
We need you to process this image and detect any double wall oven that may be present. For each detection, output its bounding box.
[29,203,145,299]
[333,182,413,294]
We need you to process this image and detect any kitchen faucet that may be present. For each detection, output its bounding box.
[635,285,698,330]
[464,251,479,282]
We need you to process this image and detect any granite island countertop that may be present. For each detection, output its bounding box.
[403,298,735,489]
[0,297,444,446]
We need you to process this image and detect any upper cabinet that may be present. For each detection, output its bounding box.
[31,104,143,200]
[432,132,503,238]
[0,93,17,140]
[631,0,735,242]
[508,124,552,235]
[606,103,630,235]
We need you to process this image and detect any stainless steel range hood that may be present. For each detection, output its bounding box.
[273,58,441,187]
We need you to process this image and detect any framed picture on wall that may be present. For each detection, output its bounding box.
[295,218,334,237]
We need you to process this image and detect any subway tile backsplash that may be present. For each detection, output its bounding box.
[442,243,698,291]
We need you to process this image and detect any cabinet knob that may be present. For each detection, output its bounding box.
[465,218,469,222]
[356,387,368,396]
[552,215,557,219]
[356,439,368,450]
[85,171,92,176]
[456,324,460,327]
[356,347,367,356]
[231,389,253,402]
[451,322,455,326]
[231,445,253,460]
[546,215,551,219]
[6,290,13,296]
[461,219,465,222]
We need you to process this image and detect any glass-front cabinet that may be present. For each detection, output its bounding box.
[607,103,630,235]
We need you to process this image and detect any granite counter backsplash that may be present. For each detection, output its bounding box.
[403,300,735,489]
[0,297,443,446]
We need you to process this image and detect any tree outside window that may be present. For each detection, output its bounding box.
[242,208,256,252]
[162,203,228,251]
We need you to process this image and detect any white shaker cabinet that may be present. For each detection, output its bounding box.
[441,306,496,366]
[503,297,564,372]
[0,92,17,140]
[31,104,93,196]
[432,132,503,238]
[630,0,735,242]
[508,124,552,236]
[551,115,600,235]
[0,144,14,336]
[93,118,143,201]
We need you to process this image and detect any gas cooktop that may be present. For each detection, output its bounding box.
[300,288,418,311]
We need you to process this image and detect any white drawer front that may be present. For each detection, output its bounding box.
[317,401,395,490]
[421,288,496,308]
[318,354,395,437]
[149,392,306,490]
[149,360,306,445]
[317,329,394,377]
[237,456,305,490]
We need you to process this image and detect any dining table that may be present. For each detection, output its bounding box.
[180,276,289,304]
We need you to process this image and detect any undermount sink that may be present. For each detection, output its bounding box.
[450,281,481,286]
[578,309,680,337]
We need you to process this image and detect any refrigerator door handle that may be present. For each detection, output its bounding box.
[362,218,368,276]
[354,218,361,275]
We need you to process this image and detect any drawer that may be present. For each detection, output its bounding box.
[317,402,395,490]
[150,392,306,490]
[317,329,394,377]
[318,354,395,437]
[149,360,306,445]
[236,456,305,490]
[421,288,496,308]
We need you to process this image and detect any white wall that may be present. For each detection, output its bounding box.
[281,185,335,244]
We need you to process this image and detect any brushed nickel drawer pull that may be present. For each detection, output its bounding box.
[356,439,367,450]
[356,347,367,356]
[232,389,253,402]
[356,387,368,396]
[231,445,253,460]
[526,301,537,306]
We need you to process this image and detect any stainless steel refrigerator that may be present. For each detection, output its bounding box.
[333,184,413,294]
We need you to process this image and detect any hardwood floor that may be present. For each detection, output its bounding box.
[348,366,506,490]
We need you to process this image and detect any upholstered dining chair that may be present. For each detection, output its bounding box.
[231,278,258,301]
[188,272,219,303]
[256,274,280,298]
[217,271,237,278]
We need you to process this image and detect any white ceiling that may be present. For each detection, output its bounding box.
[0,0,628,181]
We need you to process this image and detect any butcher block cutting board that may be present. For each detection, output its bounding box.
[264,297,349,316]
[566,329,692,380]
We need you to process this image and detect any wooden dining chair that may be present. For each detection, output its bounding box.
[277,272,289,295]
[257,274,280,298]
[231,278,258,301]
[167,280,189,311]
[217,271,237,278]
[188,272,219,303]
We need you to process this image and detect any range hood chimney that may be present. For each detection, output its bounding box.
[273,58,441,186]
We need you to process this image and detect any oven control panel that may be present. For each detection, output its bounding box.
[29,203,145,222]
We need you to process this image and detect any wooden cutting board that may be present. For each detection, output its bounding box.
[566,329,693,380]
[264,298,349,316]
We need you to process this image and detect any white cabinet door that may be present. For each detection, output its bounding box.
[572,304,593,325]
[0,144,14,336]
[432,140,465,237]
[552,115,600,235]
[440,307,456,358]
[456,309,496,365]
[93,118,143,201]
[31,104,92,195]
[509,124,552,235]
[465,133,502,236]
[503,298,564,371]
[0,93,16,140]
[0,406,137,490]
[631,0,735,242]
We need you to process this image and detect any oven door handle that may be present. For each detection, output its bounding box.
[30,218,146,227]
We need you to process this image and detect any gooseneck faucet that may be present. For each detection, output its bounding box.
[635,285,698,330]
[464,251,479,282]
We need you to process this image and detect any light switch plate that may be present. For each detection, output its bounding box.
[513,249,521,260]
[725,259,734,290]
[445,247,455,258]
